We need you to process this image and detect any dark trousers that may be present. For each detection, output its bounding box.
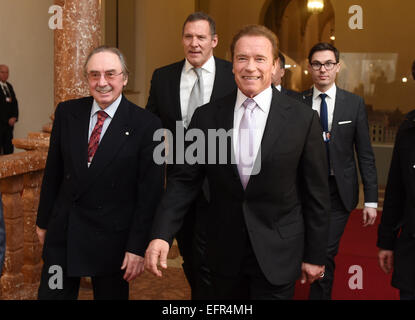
[175,205,197,295]
[309,176,350,300]
[38,263,129,300]
[0,127,13,155]
[400,290,415,300]
[176,195,212,300]
[209,239,295,300]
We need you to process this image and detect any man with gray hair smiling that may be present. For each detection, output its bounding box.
[35,46,163,300]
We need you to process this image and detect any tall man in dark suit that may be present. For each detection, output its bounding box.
[35,46,163,300]
[145,25,330,299]
[146,12,236,298]
[377,60,415,300]
[0,65,19,154]
[300,42,378,300]
[272,52,300,99]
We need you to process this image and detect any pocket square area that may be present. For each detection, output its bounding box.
[338,120,352,125]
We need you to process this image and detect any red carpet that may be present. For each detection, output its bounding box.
[294,210,400,300]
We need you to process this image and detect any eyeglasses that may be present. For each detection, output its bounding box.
[87,71,124,81]
[310,61,338,71]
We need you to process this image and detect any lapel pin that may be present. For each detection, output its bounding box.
[125,131,130,136]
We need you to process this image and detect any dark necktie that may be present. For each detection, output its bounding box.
[319,93,331,173]
[1,83,11,98]
[88,111,109,163]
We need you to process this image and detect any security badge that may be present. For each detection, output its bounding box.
[323,131,331,142]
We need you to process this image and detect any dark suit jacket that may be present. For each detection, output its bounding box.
[280,86,301,100]
[36,96,164,277]
[151,88,330,285]
[0,82,19,129]
[377,110,415,291]
[146,57,236,238]
[146,57,236,149]
[300,87,378,212]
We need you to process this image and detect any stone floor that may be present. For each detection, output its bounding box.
[78,242,191,300]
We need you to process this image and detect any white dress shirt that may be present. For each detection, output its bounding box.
[233,86,272,166]
[88,94,122,143]
[312,84,377,209]
[180,55,215,127]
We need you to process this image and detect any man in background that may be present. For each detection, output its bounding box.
[377,60,415,300]
[301,42,378,300]
[271,52,300,98]
[146,11,236,299]
[0,64,19,154]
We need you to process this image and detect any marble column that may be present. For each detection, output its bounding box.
[54,0,102,108]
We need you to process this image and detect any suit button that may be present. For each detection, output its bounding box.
[66,174,71,179]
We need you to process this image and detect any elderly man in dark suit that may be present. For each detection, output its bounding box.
[300,42,378,300]
[145,25,330,300]
[35,46,163,300]
[146,12,236,299]
[377,60,415,300]
[0,64,19,155]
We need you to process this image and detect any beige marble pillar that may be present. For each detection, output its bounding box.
[21,171,44,299]
[54,0,102,108]
[0,176,25,300]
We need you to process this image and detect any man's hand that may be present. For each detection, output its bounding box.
[36,226,46,245]
[300,262,325,284]
[378,249,394,274]
[362,207,377,226]
[8,117,17,127]
[144,239,169,277]
[121,252,145,282]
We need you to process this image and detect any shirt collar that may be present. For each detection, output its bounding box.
[313,84,336,100]
[235,86,273,114]
[275,84,282,92]
[184,55,215,73]
[91,94,122,119]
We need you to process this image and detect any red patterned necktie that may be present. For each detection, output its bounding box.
[88,110,109,163]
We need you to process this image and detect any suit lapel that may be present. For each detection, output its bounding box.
[256,88,291,165]
[214,92,243,192]
[77,96,133,196]
[301,88,313,107]
[172,60,185,121]
[211,58,227,102]
[331,87,347,138]
[68,97,93,180]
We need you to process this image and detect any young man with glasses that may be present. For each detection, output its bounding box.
[300,42,378,300]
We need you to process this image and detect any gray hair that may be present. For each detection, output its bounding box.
[83,46,129,79]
